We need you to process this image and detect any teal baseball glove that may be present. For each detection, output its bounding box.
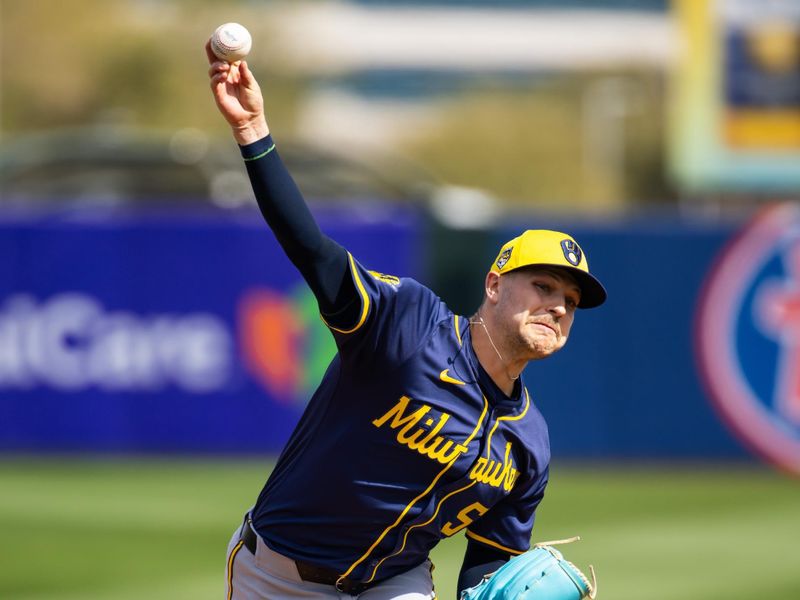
[460,537,597,600]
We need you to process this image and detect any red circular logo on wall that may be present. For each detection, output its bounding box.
[696,203,800,475]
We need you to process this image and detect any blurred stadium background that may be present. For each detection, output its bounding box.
[2,0,799,598]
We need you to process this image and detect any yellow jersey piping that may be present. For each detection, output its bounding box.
[462,388,531,556]
[342,395,490,585]
[496,388,531,424]
[465,530,525,555]
[321,253,370,334]
[454,315,463,346]
[366,480,479,582]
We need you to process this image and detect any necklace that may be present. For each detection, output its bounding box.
[469,316,520,382]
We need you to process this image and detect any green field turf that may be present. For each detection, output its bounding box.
[1,458,798,599]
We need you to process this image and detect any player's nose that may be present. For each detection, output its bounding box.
[547,299,567,318]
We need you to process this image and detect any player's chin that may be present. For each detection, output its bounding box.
[525,336,566,360]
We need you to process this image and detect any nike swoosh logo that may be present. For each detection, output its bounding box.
[439,369,466,386]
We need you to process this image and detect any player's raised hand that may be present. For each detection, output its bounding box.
[206,39,269,145]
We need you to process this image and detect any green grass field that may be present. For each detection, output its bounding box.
[1,458,798,599]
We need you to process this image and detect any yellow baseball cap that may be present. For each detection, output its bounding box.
[490,229,607,308]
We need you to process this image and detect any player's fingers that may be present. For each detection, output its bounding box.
[239,60,252,82]
[208,62,230,79]
[210,72,230,91]
[205,39,218,65]
[226,63,240,85]
[239,61,260,90]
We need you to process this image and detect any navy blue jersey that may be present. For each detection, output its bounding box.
[252,254,551,585]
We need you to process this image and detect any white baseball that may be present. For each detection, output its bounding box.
[211,23,252,63]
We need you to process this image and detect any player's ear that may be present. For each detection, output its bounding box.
[485,271,501,305]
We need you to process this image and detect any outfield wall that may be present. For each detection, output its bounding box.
[3,204,798,468]
[0,205,423,454]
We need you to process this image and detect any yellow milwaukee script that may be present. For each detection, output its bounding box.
[372,396,468,464]
[373,397,520,491]
[471,442,519,492]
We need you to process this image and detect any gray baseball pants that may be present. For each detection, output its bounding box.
[225,519,436,599]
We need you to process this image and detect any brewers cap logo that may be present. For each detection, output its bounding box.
[560,240,582,266]
[496,248,512,270]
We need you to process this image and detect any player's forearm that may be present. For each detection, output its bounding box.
[457,539,511,598]
[240,135,322,257]
[240,135,352,314]
[458,560,508,598]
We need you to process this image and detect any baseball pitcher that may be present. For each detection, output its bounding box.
[206,39,606,600]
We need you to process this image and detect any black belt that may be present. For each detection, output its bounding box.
[240,518,377,596]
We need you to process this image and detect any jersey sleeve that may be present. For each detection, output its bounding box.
[322,253,448,368]
[464,465,549,555]
[241,135,356,318]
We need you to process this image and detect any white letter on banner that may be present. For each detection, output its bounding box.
[36,294,101,391]
[0,296,35,387]
[88,313,162,391]
[171,315,231,393]
[0,293,233,393]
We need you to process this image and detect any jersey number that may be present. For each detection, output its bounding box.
[441,502,489,536]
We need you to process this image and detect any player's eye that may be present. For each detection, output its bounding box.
[534,282,551,294]
[566,296,578,309]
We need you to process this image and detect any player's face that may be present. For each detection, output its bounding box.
[494,267,580,360]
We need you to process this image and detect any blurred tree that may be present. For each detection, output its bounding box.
[404,71,673,211]
[0,0,304,134]
[0,0,674,208]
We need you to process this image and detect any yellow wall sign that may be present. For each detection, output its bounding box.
[670,0,800,192]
